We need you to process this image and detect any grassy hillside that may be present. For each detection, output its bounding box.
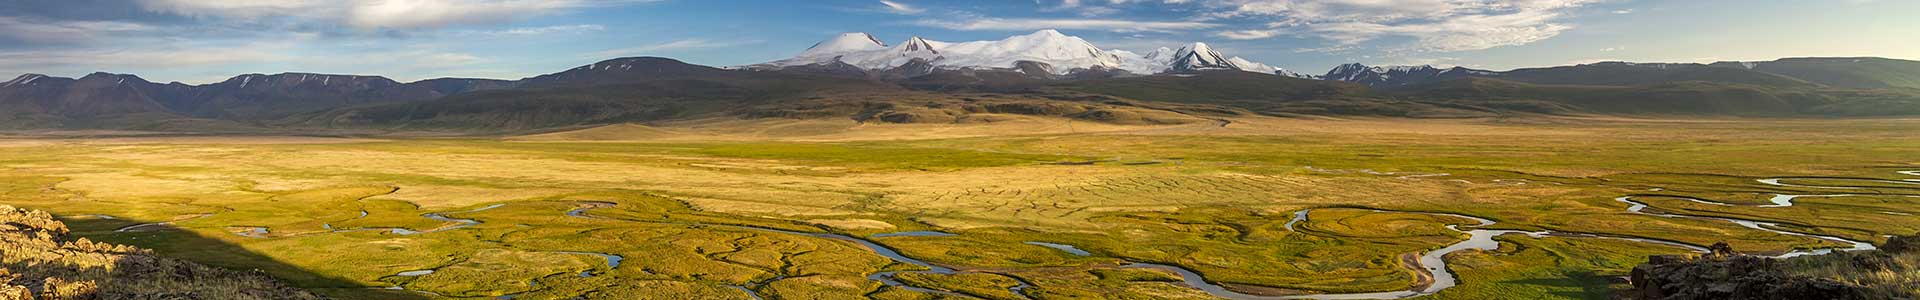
[1055,71,1510,118]
[1397,77,1920,116]
[1714,57,1920,89]
[1494,62,1820,87]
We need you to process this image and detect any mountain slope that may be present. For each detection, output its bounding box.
[163,73,442,119]
[1054,71,1501,118]
[287,57,910,130]
[0,73,204,129]
[1496,62,1819,87]
[1710,57,1920,89]
[1321,64,1493,87]
[0,73,181,116]
[412,78,519,96]
[1394,77,1920,116]
[1321,62,1816,88]
[11,52,1920,133]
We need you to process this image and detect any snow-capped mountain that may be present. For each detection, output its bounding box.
[1321,63,1495,87]
[760,30,1127,75]
[1166,42,1235,72]
[1159,42,1318,79]
[796,32,889,58]
[754,30,1312,78]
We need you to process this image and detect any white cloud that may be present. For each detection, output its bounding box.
[915,18,1218,33]
[1612,9,1633,14]
[1214,29,1281,40]
[1293,45,1356,53]
[1156,0,1598,51]
[1565,57,1623,65]
[458,24,606,37]
[0,17,156,45]
[1074,6,1122,16]
[583,39,762,58]
[135,0,655,30]
[1041,0,1123,16]
[878,1,927,15]
[0,44,290,76]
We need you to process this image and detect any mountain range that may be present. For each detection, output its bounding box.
[748,30,1315,78]
[5,30,1920,133]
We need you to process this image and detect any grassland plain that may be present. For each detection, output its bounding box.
[0,116,1916,299]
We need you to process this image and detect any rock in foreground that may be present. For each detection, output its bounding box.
[0,205,323,300]
[1627,241,1917,300]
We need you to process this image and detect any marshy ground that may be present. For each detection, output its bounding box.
[0,116,1915,299]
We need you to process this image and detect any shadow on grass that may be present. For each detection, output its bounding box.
[1499,271,1620,299]
[63,217,431,300]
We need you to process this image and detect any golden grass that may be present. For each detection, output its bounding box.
[0,116,1914,299]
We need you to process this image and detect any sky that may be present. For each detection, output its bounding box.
[2,0,1916,84]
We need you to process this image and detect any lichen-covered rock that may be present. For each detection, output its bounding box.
[1883,235,1918,254]
[1627,242,1874,300]
[0,205,324,300]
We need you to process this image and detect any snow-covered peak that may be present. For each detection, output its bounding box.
[797,32,887,58]
[1143,47,1175,61]
[898,36,938,54]
[1176,42,1216,57]
[757,29,1132,75]
[1226,57,1277,74]
[1026,29,1068,38]
[213,72,399,90]
[1322,63,1494,86]
[1380,65,1438,73]
[77,72,150,86]
[5,74,50,87]
[752,29,1300,77]
[1168,42,1238,72]
[1274,69,1318,79]
[938,30,1114,64]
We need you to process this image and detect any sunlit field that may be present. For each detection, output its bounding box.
[2,116,1916,299]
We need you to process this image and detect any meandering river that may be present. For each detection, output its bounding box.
[114,169,1920,299]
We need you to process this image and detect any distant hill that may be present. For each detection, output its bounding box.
[1321,58,1920,91]
[1321,61,1821,88]
[6,54,1920,133]
[1320,64,1492,87]
[1710,57,1920,89]
[166,73,443,120]
[287,58,1238,131]
[284,57,910,131]
[0,71,487,129]
[1393,77,1920,116]
[1496,62,1819,87]
[1057,71,1517,118]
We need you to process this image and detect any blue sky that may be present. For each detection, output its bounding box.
[2,0,1915,84]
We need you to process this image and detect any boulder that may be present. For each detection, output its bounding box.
[1627,241,1875,300]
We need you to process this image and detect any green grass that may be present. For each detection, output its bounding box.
[1,118,1917,299]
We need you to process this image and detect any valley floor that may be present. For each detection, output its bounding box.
[0,116,1916,299]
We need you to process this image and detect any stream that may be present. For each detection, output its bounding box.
[1616,196,1876,259]
[324,203,506,236]
[563,202,985,298]
[1065,170,1919,299]
[554,168,1911,300]
[113,213,213,232]
[149,169,1920,299]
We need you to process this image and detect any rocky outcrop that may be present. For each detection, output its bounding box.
[0,205,323,300]
[1626,242,1899,300]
